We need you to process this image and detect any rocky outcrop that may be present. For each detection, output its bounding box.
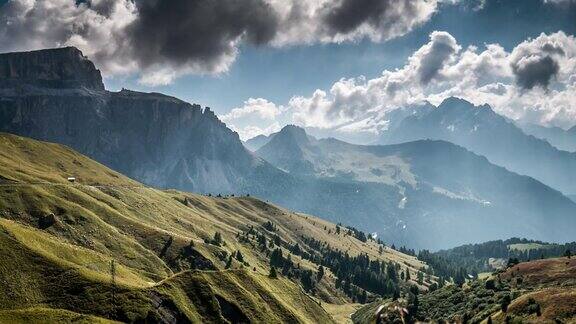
[0,47,104,90]
[0,47,256,193]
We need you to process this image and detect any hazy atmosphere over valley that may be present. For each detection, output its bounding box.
[0,0,575,323]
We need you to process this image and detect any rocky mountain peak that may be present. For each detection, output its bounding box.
[0,46,104,90]
[437,96,475,112]
[276,125,310,144]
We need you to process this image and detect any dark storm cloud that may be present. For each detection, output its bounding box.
[0,0,447,82]
[127,0,279,70]
[321,0,426,35]
[511,55,560,90]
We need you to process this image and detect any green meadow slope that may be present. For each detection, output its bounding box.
[0,133,426,323]
[352,257,576,323]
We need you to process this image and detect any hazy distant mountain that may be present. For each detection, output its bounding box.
[256,125,576,249]
[518,123,576,152]
[379,97,576,196]
[243,133,274,151]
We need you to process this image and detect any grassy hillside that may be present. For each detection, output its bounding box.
[0,133,426,322]
[352,257,576,323]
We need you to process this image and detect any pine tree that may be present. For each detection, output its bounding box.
[264,221,276,232]
[270,248,284,267]
[359,290,368,303]
[462,312,470,324]
[291,243,301,255]
[317,265,325,281]
[211,232,223,246]
[501,294,511,312]
[454,267,466,287]
[269,266,278,278]
[407,291,419,320]
[235,250,244,262]
[438,276,445,288]
[417,271,424,285]
[225,255,233,269]
[300,270,314,291]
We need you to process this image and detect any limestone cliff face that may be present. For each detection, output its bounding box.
[0,47,256,193]
[0,47,104,90]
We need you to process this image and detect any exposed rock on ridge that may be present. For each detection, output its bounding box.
[0,47,104,90]
[0,47,255,193]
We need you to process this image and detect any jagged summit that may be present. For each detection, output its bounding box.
[275,124,310,144]
[435,96,494,116]
[0,47,104,90]
[380,97,576,195]
[438,96,471,107]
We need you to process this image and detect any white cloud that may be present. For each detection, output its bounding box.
[220,98,284,140]
[287,31,462,130]
[231,31,576,141]
[221,98,282,121]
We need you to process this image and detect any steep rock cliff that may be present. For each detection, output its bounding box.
[0,47,104,90]
[0,47,256,193]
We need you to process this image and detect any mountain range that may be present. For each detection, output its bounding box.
[518,122,576,153]
[254,125,576,249]
[377,97,576,196]
[244,134,274,152]
[1,47,575,251]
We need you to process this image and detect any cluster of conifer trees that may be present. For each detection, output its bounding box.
[417,238,576,282]
[237,221,414,302]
